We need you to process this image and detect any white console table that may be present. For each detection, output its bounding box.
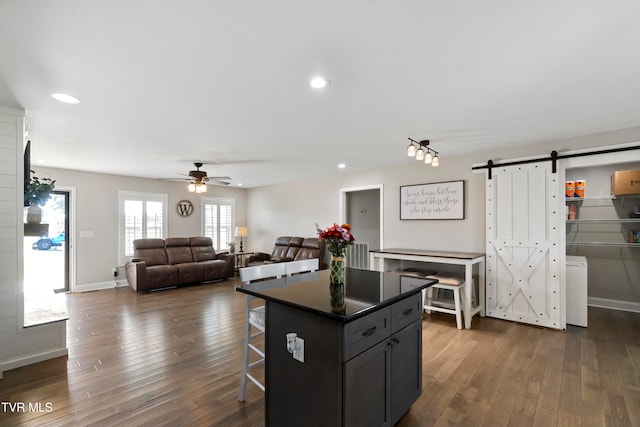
[369,248,485,329]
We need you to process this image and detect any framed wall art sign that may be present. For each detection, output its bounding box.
[400,180,464,220]
[176,200,194,217]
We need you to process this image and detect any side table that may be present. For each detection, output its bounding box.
[231,251,252,274]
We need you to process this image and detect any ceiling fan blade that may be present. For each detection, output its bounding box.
[172,162,233,186]
[204,179,230,186]
[180,158,264,166]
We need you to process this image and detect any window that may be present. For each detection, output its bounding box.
[119,191,168,263]
[202,197,234,251]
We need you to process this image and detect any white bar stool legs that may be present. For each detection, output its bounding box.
[422,275,474,330]
[238,296,266,401]
[238,262,287,401]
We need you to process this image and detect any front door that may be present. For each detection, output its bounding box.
[485,162,564,329]
[24,190,70,293]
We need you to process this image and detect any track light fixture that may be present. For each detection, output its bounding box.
[406,138,439,167]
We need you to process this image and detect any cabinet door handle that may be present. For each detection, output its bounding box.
[402,307,414,316]
[362,326,377,337]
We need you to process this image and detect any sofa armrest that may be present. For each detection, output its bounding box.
[247,252,271,263]
[125,260,147,292]
[217,252,233,265]
[215,252,235,276]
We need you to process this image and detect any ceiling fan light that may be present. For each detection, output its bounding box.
[188,183,196,192]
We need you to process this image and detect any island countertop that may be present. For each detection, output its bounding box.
[235,268,437,322]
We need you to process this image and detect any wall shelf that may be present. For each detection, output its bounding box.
[566,241,640,248]
[566,195,614,202]
[566,219,640,224]
[566,194,640,207]
[565,195,640,247]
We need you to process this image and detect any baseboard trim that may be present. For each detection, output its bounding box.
[74,280,128,293]
[1,348,68,378]
[588,297,640,313]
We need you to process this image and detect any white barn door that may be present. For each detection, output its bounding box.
[485,161,564,329]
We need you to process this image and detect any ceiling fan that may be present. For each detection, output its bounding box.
[185,162,231,192]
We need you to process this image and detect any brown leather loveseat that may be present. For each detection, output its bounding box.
[246,236,326,268]
[125,237,234,292]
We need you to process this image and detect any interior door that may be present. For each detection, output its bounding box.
[485,162,564,329]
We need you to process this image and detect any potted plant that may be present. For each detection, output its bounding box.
[24,170,56,223]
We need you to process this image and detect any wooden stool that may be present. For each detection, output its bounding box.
[422,275,468,330]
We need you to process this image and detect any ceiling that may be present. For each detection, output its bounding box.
[1,1,639,188]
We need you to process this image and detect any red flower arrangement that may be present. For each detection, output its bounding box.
[316,223,356,257]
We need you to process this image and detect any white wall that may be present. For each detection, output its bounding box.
[0,106,67,377]
[27,167,248,291]
[247,126,640,258]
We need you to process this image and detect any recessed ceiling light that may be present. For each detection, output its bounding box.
[237,183,244,186]
[310,76,330,89]
[338,163,346,169]
[52,93,80,104]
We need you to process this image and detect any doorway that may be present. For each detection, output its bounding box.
[23,189,71,326]
[340,185,383,269]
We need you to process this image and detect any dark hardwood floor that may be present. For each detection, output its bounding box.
[1,278,639,426]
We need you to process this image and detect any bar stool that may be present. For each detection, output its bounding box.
[284,258,319,275]
[423,274,474,330]
[238,263,287,401]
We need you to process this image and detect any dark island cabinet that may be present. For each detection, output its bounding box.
[344,318,422,426]
[266,292,423,426]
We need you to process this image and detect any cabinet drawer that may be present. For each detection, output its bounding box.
[344,306,391,361]
[391,293,422,334]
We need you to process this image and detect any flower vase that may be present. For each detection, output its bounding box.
[329,255,345,286]
[329,282,345,313]
[329,255,346,313]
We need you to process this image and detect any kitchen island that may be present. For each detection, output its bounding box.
[236,268,437,426]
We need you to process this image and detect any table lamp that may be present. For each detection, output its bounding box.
[235,226,248,252]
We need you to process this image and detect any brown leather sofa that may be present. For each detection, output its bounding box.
[246,236,326,268]
[125,237,234,292]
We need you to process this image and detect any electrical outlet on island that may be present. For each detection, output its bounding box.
[293,337,304,363]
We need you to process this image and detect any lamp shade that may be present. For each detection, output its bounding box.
[235,226,248,237]
[424,152,433,164]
